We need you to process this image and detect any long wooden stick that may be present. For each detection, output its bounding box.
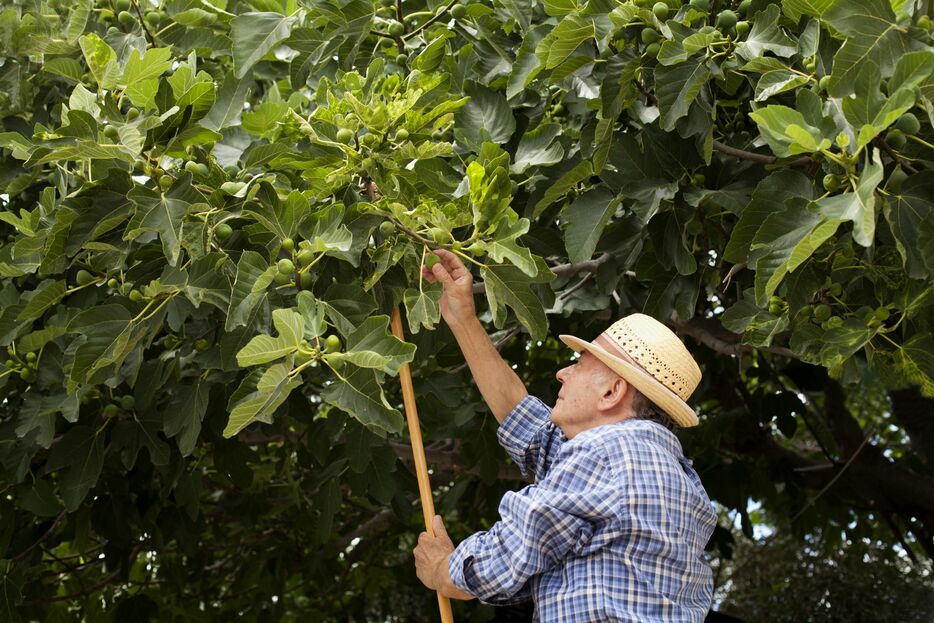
[390,306,454,623]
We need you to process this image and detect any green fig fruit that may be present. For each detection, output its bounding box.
[379,221,395,236]
[323,334,342,353]
[128,289,144,302]
[716,10,737,29]
[394,128,409,141]
[652,2,669,20]
[451,4,467,19]
[120,395,135,410]
[388,21,404,37]
[895,112,920,135]
[641,28,660,44]
[215,223,233,240]
[297,248,316,266]
[282,237,295,252]
[336,128,354,144]
[76,269,95,285]
[118,10,135,27]
[277,258,295,274]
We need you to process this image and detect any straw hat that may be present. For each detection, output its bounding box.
[559,314,702,427]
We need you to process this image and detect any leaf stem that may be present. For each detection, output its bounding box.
[402,0,460,41]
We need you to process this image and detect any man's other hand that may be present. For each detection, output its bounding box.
[413,515,475,600]
[421,249,476,328]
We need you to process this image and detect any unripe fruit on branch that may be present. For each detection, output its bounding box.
[425,253,440,268]
[822,174,841,192]
[300,271,314,289]
[103,403,120,417]
[129,289,144,302]
[25,352,36,363]
[735,21,749,37]
[215,223,233,240]
[195,339,210,351]
[813,304,832,322]
[690,0,709,10]
[118,11,136,27]
[323,334,341,353]
[107,278,119,288]
[644,42,661,57]
[220,181,246,194]
[388,21,404,36]
[103,125,120,139]
[394,128,409,141]
[282,237,295,251]
[297,248,316,266]
[336,128,354,144]
[379,221,395,236]
[641,28,660,44]
[277,258,295,274]
[120,395,135,410]
[451,4,467,19]
[653,3,669,20]
[895,113,920,135]
[885,130,906,149]
[76,269,95,285]
[716,10,737,29]
[126,108,140,121]
[159,174,173,190]
[274,271,292,285]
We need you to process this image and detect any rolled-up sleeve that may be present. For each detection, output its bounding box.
[448,439,618,603]
[497,395,565,480]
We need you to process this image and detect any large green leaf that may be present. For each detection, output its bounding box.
[201,71,253,132]
[562,187,619,264]
[43,425,104,511]
[403,286,442,334]
[231,12,298,79]
[824,0,910,97]
[224,362,300,437]
[512,123,564,173]
[540,15,595,69]
[884,173,934,279]
[321,365,403,434]
[736,5,797,61]
[126,173,204,267]
[481,261,554,341]
[655,58,711,131]
[749,105,831,156]
[226,251,276,332]
[815,149,884,247]
[724,170,814,264]
[750,198,843,306]
[454,86,516,152]
[324,315,415,375]
[237,308,304,367]
[841,62,917,149]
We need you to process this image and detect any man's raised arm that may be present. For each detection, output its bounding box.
[422,249,527,423]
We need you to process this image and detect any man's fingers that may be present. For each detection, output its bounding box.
[432,515,454,546]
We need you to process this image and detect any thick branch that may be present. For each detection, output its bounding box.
[676,317,798,359]
[712,140,811,168]
[891,388,934,468]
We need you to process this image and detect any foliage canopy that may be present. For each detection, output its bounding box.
[0,0,933,620]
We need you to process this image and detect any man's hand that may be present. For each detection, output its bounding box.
[413,515,475,600]
[421,249,476,328]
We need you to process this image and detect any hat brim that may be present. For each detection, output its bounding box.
[559,334,699,428]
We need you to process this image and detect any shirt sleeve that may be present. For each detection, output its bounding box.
[497,395,565,481]
[448,438,618,603]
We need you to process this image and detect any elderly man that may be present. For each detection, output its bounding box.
[412,249,717,622]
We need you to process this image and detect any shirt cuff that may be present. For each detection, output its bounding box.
[497,394,552,459]
[448,541,474,595]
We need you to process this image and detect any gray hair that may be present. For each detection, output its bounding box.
[630,389,678,432]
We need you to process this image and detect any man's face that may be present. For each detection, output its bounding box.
[551,336,622,439]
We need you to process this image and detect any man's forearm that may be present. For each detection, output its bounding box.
[449,316,527,423]
[437,554,475,600]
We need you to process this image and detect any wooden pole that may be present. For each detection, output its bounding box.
[390,306,454,623]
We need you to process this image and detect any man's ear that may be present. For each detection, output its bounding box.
[598,376,629,413]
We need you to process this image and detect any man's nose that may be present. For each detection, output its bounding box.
[556,366,569,383]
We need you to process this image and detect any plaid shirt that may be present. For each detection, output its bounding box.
[449,395,717,622]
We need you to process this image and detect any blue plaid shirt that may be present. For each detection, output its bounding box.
[449,395,717,622]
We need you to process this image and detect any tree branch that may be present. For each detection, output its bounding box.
[872,136,919,174]
[470,252,615,294]
[676,317,798,359]
[712,140,811,168]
